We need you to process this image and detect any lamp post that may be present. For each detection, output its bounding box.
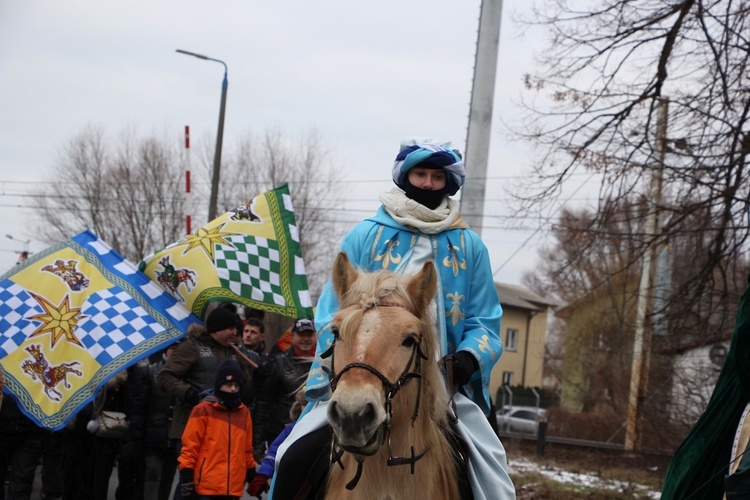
[176,49,228,222]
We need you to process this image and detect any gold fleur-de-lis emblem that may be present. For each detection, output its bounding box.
[443,243,467,277]
[477,333,497,358]
[446,291,465,326]
[374,239,401,269]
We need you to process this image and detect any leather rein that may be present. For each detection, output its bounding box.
[321,299,430,489]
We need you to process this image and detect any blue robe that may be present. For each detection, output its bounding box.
[305,206,503,414]
[271,206,515,499]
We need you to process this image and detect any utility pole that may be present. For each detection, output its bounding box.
[461,0,503,236]
[625,97,669,451]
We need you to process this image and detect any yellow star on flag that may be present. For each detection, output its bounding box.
[27,293,85,348]
[180,224,236,262]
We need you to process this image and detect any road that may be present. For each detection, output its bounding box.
[28,466,267,499]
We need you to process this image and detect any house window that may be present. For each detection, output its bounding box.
[502,371,513,386]
[506,328,518,351]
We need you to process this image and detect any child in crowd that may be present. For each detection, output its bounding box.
[178,358,256,499]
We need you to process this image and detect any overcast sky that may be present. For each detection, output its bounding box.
[0,1,584,287]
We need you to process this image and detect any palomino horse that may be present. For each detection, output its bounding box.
[322,252,464,499]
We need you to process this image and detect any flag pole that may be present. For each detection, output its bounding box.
[231,344,259,369]
[184,125,192,235]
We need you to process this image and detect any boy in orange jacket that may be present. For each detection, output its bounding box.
[178,358,256,499]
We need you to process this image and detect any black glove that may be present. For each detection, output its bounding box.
[185,387,200,406]
[179,469,195,499]
[252,362,269,387]
[180,481,196,500]
[442,351,478,388]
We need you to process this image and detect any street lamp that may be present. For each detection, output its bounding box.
[6,234,30,261]
[176,49,228,222]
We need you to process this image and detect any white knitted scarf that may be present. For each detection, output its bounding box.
[378,188,462,234]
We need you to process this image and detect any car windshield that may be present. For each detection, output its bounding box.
[513,410,539,421]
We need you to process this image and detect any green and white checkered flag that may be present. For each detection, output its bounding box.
[140,184,313,319]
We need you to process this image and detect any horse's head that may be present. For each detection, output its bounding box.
[326,251,443,457]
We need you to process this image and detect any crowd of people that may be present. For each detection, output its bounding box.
[2,137,514,499]
[0,304,317,500]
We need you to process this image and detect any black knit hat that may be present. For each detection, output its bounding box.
[214,358,244,393]
[205,307,241,335]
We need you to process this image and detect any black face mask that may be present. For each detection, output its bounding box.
[217,390,242,410]
[403,178,448,210]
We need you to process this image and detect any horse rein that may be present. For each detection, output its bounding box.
[321,300,430,489]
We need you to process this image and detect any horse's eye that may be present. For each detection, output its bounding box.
[401,334,418,348]
[331,326,340,340]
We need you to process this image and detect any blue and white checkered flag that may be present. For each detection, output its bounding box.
[0,229,200,430]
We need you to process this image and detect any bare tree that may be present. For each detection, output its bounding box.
[33,126,342,301]
[517,0,750,321]
[32,126,184,262]
[525,195,748,448]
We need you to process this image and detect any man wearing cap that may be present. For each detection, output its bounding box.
[252,318,316,457]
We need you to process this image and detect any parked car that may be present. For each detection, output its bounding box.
[496,405,546,434]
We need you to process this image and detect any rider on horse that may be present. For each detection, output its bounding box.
[271,138,515,499]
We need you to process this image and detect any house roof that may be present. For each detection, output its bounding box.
[658,333,732,355]
[495,283,557,312]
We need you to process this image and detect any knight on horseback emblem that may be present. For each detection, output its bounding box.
[230,200,261,222]
[42,259,90,292]
[154,256,197,302]
[21,344,82,401]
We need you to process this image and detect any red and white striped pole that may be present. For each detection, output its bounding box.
[184,125,192,235]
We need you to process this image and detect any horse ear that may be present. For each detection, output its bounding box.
[332,252,359,300]
[407,260,437,315]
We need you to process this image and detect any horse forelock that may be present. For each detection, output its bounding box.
[339,271,416,313]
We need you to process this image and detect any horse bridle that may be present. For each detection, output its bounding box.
[321,300,430,489]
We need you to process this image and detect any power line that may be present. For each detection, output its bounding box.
[492,172,599,277]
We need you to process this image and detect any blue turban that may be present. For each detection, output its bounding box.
[392,138,465,196]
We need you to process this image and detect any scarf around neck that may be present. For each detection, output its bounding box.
[379,188,465,234]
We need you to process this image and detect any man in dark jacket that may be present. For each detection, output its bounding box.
[253,318,316,455]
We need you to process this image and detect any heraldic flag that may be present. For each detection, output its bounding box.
[139,183,313,320]
[0,230,199,430]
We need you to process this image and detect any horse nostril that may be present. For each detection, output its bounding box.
[362,402,376,424]
[328,400,341,426]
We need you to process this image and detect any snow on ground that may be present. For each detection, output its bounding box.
[507,457,661,499]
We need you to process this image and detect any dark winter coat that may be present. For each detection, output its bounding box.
[157,333,253,439]
[252,347,312,445]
